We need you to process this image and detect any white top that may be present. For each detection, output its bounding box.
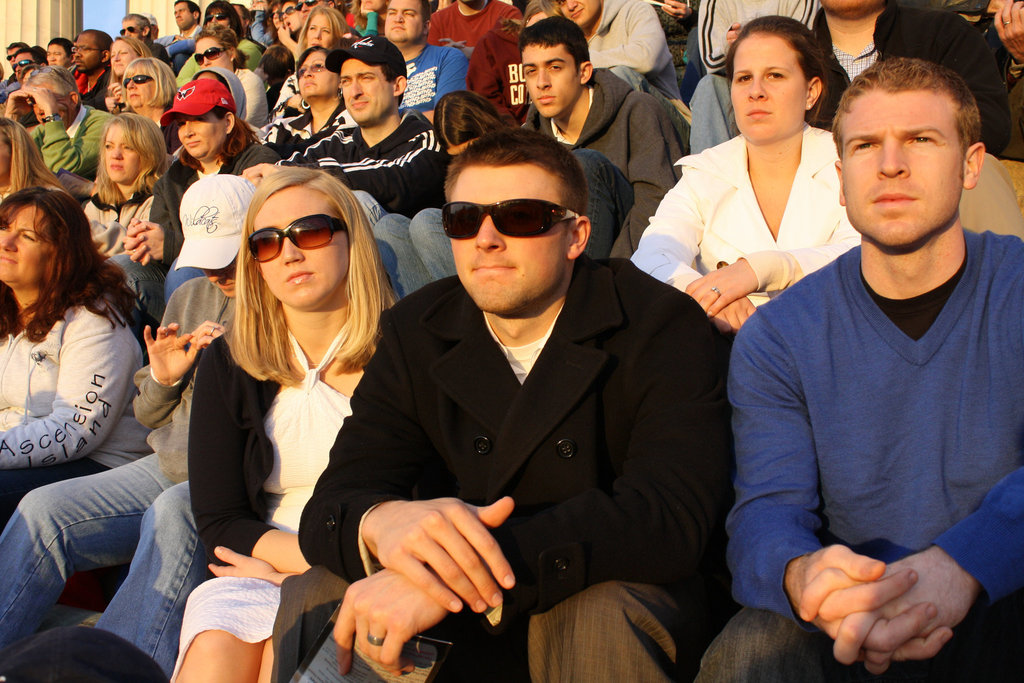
[262,328,351,532]
[631,125,861,307]
[236,68,270,128]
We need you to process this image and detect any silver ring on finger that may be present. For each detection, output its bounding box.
[367,632,385,647]
[710,286,722,296]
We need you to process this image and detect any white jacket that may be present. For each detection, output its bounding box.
[0,306,150,470]
[631,125,860,306]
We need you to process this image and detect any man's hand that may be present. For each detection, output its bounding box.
[334,569,449,676]
[858,546,980,673]
[660,0,692,21]
[144,320,225,386]
[784,545,929,664]
[242,162,281,186]
[725,22,742,49]
[361,497,516,614]
[5,89,36,118]
[124,218,166,264]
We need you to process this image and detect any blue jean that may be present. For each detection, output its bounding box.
[0,457,108,531]
[696,600,1024,682]
[573,148,632,259]
[111,254,168,346]
[688,73,735,155]
[409,208,456,282]
[0,455,205,676]
[164,259,204,304]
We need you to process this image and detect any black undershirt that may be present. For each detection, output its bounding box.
[861,255,967,341]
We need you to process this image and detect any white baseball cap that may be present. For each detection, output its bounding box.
[176,175,256,270]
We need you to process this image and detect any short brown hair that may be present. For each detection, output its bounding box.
[445,128,588,214]
[833,57,981,158]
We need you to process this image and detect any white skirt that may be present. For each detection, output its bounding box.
[171,576,281,680]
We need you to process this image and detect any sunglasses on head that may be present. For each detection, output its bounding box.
[248,213,347,262]
[194,46,226,64]
[441,199,579,239]
[207,13,231,21]
[300,0,320,7]
[123,74,155,88]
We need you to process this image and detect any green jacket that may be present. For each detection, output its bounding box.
[32,105,111,181]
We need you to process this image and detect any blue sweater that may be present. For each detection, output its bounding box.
[727,230,1024,619]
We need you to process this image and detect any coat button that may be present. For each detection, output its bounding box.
[326,514,337,531]
[554,557,569,571]
[555,438,576,459]
[474,436,492,455]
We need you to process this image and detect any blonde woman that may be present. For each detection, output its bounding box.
[173,168,393,683]
[122,58,180,152]
[84,114,169,256]
[0,118,61,201]
[105,36,152,113]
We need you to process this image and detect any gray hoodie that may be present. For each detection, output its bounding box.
[587,0,680,100]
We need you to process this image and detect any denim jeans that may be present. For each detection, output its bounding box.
[111,254,168,346]
[164,259,205,304]
[373,213,432,299]
[696,599,1024,683]
[573,148,632,259]
[408,208,456,282]
[0,455,206,676]
[0,457,108,530]
[688,73,736,155]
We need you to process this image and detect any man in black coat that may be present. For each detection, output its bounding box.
[272,128,730,682]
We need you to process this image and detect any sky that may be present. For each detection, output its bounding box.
[83,0,129,39]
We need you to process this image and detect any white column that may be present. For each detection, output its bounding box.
[0,0,81,71]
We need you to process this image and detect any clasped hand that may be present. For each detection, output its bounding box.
[784,545,979,674]
[684,259,758,334]
[124,218,166,265]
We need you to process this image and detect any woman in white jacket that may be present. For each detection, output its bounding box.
[0,187,149,527]
[632,16,859,334]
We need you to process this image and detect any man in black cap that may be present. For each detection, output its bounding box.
[245,35,447,219]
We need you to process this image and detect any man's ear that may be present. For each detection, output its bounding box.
[393,74,407,97]
[101,49,110,65]
[578,59,593,86]
[566,214,590,260]
[835,159,846,208]
[961,141,985,192]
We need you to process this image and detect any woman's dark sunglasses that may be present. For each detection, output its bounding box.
[193,46,226,64]
[122,74,155,88]
[441,199,579,239]
[248,214,347,262]
[207,13,232,21]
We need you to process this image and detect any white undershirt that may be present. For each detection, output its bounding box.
[484,306,563,384]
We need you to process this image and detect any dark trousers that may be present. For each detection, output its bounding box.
[272,567,710,682]
[695,589,1024,682]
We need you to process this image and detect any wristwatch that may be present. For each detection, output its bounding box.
[40,114,62,124]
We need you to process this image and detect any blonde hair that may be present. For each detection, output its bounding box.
[196,25,246,70]
[93,114,170,205]
[299,6,349,52]
[229,168,394,385]
[110,36,152,78]
[124,57,178,112]
[0,118,61,195]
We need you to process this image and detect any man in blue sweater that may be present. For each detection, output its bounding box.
[697,58,1024,681]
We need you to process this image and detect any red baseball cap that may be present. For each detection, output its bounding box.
[160,79,237,127]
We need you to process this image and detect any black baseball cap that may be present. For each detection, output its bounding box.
[325,35,407,79]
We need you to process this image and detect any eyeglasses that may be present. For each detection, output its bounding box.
[207,12,232,21]
[123,74,155,88]
[441,199,579,239]
[71,45,100,53]
[193,46,227,64]
[13,59,35,69]
[120,26,140,35]
[248,214,347,262]
[297,63,327,79]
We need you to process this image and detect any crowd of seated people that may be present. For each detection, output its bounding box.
[0,1,1021,681]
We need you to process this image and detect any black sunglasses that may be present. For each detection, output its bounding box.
[300,0,320,7]
[13,59,35,69]
[441,199,580,239]
[193,46,226,64]
[207,12,231,21]
[248,214,347,262]
[280,5,299,15]
[123,74,155,88]
[120,26,140,35]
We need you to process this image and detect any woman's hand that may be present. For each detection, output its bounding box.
[209,546,295,586]
[124,218,166,265]
[709,297,756,335]
[105,82,123,112]
[685,259,758,316]
[660,0,692,21]
[144,320,225,386]
[996,1,1024,63]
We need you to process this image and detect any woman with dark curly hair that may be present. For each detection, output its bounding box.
[0,187,149,527]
